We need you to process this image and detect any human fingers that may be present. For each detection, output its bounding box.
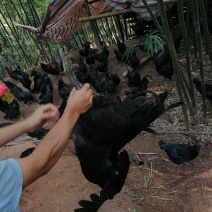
[81,83,91,91]
[40,104,60,122]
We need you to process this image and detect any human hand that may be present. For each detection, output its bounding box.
[65,83,93,117]
[25,103,60,132]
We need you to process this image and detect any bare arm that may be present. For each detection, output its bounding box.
[16,84,93,188]
[0,103,59,147]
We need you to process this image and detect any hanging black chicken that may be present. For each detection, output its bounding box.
[74,90,182,211]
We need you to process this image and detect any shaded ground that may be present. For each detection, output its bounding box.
[0,38,212,212]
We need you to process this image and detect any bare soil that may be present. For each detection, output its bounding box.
[0,38,212,212]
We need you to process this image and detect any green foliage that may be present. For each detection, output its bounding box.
[122,44,137,61]
[132,195,145,202]
[133,206,137,212]
[144,31,164,55]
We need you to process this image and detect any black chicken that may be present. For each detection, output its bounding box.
[4,101,20,120]
[102,71,120,95]
[74,57,88,84]
[96,45,109,64]
[159,140,201,164]
[96,61,108,73]
[126,70,142,87]
[86,65,102,93]
[2,80,23,94]
[75,69,87,84]
[153,53,174,80]
[130,19,145,37]
[58,77,69,100]
[3,80,35,104]
[115,36,126,53]
[39,87,53,104]
[113,49,126,62]
[2,80,34,104]
[85,49,98,65]
[125,76,149,97]
[113,36,127,62]
[6,66,31,90]
[14,66,30,79]
[126,50,140,71]
[27,128,49,139]
[17,91,35,104]
[13,66,32,90]
[39,73,53,100]
[152,32,182,80]
[5,66,19,81]
[16,74,32,90]
[193,78,212,101]
[74,90,183,210]
[78,57,87,74]
[79,41,91,57]
[0,98,9,113]
[31,70,43,94]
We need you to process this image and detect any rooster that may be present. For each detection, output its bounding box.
[40,58,60,75]
[74,90,183,211]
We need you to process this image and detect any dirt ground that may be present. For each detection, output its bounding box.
[0,38,212,212]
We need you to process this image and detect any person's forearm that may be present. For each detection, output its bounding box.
[0,120,29,147]
[18,108,79,187]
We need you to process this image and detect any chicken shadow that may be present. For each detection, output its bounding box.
[74,192,113,212]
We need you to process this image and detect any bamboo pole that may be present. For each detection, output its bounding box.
[178,0,196,110]
[79,0,179,22]
[191,0,207,122]
[198,0,212,69]
[157,0,190,129]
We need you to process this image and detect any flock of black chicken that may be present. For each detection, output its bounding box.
[0,35,208,211]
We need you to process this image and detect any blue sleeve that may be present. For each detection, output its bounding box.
[0,158,23,212]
